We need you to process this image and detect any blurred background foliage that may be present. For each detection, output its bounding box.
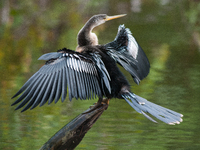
[0,0,199,77]
[0,0,200,149]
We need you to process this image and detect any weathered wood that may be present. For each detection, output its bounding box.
[40,103,108,150]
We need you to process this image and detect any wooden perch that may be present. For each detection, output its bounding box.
[40,103,108,150]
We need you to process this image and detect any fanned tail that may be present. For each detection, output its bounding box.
[122,92,183,125]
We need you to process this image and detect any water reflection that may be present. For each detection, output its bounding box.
[1,0,200,150]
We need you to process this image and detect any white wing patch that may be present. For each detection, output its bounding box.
[126,28,139,59]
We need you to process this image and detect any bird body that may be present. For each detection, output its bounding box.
[12,14,183,125]
[75,43,130,99]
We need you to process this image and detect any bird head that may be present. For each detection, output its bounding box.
[90,14,127,28]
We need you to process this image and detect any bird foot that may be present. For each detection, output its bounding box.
[102,98,110,105]
[83,98,110,114]
[89,98,110,108]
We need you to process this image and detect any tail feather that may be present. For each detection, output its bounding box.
[122,93,183,125]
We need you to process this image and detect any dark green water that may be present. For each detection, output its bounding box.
[1,1,200,150]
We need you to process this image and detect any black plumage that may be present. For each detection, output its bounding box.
[12,14,183,124]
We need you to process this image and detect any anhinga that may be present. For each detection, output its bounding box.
[12,14,183,125]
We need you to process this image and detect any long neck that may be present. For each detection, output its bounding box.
[77,19,98,47]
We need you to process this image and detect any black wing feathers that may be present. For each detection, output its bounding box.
[105,25,150,84]
[12,48,111,111]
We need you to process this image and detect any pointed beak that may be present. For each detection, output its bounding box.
[105,14,127,21]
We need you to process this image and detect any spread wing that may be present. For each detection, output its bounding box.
[12,48,111,112]
[105,25,150,85]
